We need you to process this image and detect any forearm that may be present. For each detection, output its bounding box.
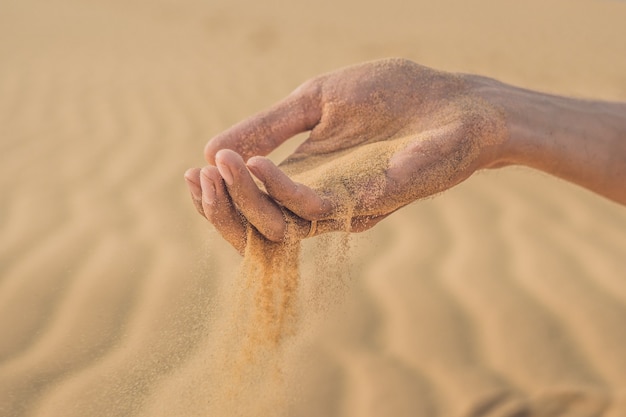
[475,77,626,205]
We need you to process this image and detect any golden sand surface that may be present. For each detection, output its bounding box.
[1,0,626,415]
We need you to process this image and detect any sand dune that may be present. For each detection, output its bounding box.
[1,0,626,415]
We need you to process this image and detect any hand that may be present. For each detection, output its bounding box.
[185,58,507,253]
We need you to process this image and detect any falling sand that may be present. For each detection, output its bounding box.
[198,151,381,416]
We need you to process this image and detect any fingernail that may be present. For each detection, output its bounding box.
[200,171,216,204]
[185,177,202,200]
[247,160,265,182]
[216,160,234,186]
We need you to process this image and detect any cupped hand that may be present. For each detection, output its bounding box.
[185,58,507,253]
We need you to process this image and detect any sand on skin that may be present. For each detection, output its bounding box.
[1,0,626,416]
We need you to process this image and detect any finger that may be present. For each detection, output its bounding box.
[215,149,286,242]
[199,166,247,254]
[184,168,206,218]
[246,156,335,221]
[204,80,322,164]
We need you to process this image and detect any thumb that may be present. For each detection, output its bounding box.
[204,80,322,164]
[386,125,478,202]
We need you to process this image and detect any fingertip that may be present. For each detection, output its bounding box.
[204,141,218,165]
[246,155,264,166]
[215,163,233,187]
[200,165,222,181]
[199,165,212,179]
[200,167,217,205]
[184,167,200,183]
[185,168,202,198]
[246,156,273,182]
[246,155,275,168]
[215,148,244,163]
[202,166,228,199]
[216,149,248,186]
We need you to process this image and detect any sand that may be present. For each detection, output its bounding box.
[2,0,626,416]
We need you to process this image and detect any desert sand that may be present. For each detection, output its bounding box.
[1,0,626,416]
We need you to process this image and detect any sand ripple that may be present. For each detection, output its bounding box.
[1,0,626,416]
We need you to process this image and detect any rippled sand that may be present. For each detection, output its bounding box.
[1,0,626,416]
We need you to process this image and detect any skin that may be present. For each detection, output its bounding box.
[184,58,626,254]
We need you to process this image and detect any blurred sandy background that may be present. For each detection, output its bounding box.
[1,0,626,415]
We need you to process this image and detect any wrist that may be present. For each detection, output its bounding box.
[465,75,535,169]
[470,75,626,203]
